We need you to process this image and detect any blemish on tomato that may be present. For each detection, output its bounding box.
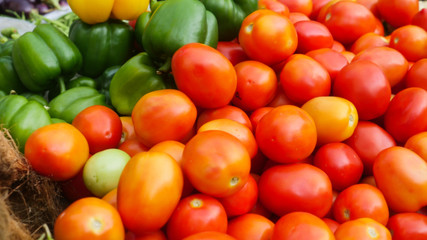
[246,23,254,34]
[190,198,203,208]
[230,177,240,187]
[367,226,378,238]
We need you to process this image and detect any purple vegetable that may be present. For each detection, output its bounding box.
[5,0,35,15]
[36,2,49,14]
[59,0,68,8]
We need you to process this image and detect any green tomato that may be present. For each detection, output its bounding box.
[83,148,130,197]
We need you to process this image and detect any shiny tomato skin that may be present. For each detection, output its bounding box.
[311,0,333,19]
[277,0,313,16]
[333,60,391,120]
[272,211,335,240]
[117,152,183,234]
[306,48,349,82]
[227,213,274,240]
[118,138,149,157]
[357,0,380,17]
[25,123,90,181]
[313,142,364,191]
[334,218,391,240]
[120,116,136,143]
[183,231,236,240]
[255,105,317,164]
[216,41,249,66]
[258,0,290,16]
[54,197,125,240]
[384,87,427,144]
[350,33,389,55]
[412,8,427,32]
[377,0,419,28]
[386,213,427,240]
[323,218,340,233]
[406,59,427,90]
[249,107,274,133]
[172,43,237,109]
[196,105,253,131]
[373,146,427,213]
[258,163,333,217]
[389,25,427,62]
[166,194,228,240]
[294,20,334,53]
[405,132,427,162]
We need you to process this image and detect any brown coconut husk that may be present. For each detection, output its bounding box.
[0,127,69,239]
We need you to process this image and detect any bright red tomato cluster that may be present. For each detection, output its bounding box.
[23,0,427,239]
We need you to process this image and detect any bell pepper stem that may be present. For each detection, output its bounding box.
[57,77,67,94]
[157,57,172,75]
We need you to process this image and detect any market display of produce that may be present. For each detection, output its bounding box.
[0,0,427,239]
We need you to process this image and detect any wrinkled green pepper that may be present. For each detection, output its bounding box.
[200,0,258,41]
[0,56,27,94]
[141,0,218,62]
[12,24,82,92]
[0,94,51,152]
[110,53,167,115]
[48,86,107,123]
[69,19,135,78]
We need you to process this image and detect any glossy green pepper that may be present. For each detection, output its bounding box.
[96,65,121,108]
[110,52,167,115]
[200,0,258,41]
[48,86,107,123]
[0,56,27,94]
[0,94,51,152]
[134,11,151,50]
[0,40,14,57]
[69,19,135,78]
[67,76,97,89]
[21,92,48,106]
[141,0,218,62]
[12,24,82,92]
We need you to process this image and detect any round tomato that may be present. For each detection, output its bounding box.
[277,0,312,15]
[323,218,340,233]
[373,146,427,213]
[227,213,274,240]
[350,33,389,55]
[280,54,331,105]
[256,105,317,163]
[384,87,427,144]
[117,151,183,234]
[239,9,297,65]
[405,58,427,90]
[102,188,117,209]
[386,213,427,239]
[272,212,334,240]
[232,60,277,112]
[131,89,197,147]
[54,197,125,240]
[119,116,136,143]
[258,0,290,16]
[405,131,427,162]
[294,20,334,53]
[60,168,94,202]
[249,107,274,133]
[313,142,364,191]
[311,0,333,19]
[289,12,310,24]
[216,41,249,66]
[166,193,228,240]
[357,0,380,17]
[389,25,427,62]
[183,231,236,240]
[172,43,236,109]
[412,8,427,32]
[334,218,391,240]
[258,163,333,217]
[266,87,296,107]
[306,48,349,82]
[333,60,391,120]
[118,138,149,157]
[377,0,419,28]
[196,105,253,131]
[182,130,251,198]
[302,96,358,145]
[25,122,89,181]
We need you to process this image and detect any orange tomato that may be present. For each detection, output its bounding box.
[54,197,125,240]
[120,116,136,142]
[277,0,313,16]
[405,131,427,162]
[25,123,89,181]
[306,48,349,82]
[334,218,391,240]
[117,152,183,234]
[196,105,253,131]
[102,188,118,209]
[183,231,237,240]
[389,25,427,62]
[227,213,274,240]
[350,32,389,54]
[258,0,290,16]
[249,107,274,133]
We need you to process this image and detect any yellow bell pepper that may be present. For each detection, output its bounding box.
[68,0,149,24]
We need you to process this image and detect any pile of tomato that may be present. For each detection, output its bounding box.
[20,0,427,239]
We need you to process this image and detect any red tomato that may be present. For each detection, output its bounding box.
[306,48,349,82]
[182,130,251,198]
[333,184,389,225]
[60,168,94,202]
[118,138,149,157]
[333,60,391,120]
[387,213,427,239]
[255,105,317,163]
[373,146,427,213]
[183,231,236,240]
[258,163,333,217]
[25,123,89,181]
[405,132,427,162]
[311,0,332,19]
[334,218,391,240]
[345,121,396,176]
[323,218,340,233]
[322,1,377,45]
[218,174,258,217]
[280,54,331,105]
[54,197,125,240]
[352,47,409,88]
[231,60,278,112]
[272,211,335,240]
[313,143,364,191]
[227,213,274,240]
[277,0,313,16]
[357,0,380,17]
[389,25,427,62]
[117,152,183,234]
[172,43,237,109]
[350,32,389,55]
[239,9,298,65]
[196,105,253,131]
[120,116,136,143]
[405,58,427,90]
[266,86,296,107]
[249,107,274,133]
[331,40,346,52]
[412,8,427,32]
[384,87,427,143]
[131,89,197,147]
[377,0,419,28]
[166,194,228,240]
[294,20,334,53]
[102,188,117,210]
[258,0,290,16]
[288,12,310,24]
[125,231,167,240]
[216,41,249,66]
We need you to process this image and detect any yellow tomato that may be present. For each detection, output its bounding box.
[302,96,358,145]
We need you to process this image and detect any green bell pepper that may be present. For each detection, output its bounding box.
[134,11,151,50]
[69,19,135,78]
[67,76,97,89]
[96,65,121,108]
[0,90,6,99]
[21,92,48,106]
[48,86,107,123]
[110,52,167,115]
[200,0,258,41]
[0,94,51,152]
[0,56,27,94]
[0,40,14,57]
[141,0,218,62]
[12,24,82,92]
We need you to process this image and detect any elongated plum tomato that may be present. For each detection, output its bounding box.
[131,89,197,147]
[182,130,251,198]
[25,122,89,181]
[117,151,183,234]
[54,197,125,240]
[171,42,237,109]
